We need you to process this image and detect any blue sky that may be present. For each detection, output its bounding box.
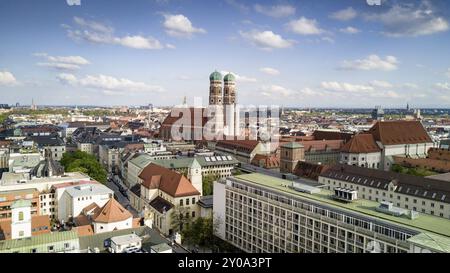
[0,0,450,108]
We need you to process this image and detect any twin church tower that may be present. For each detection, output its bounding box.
[208,71,239,137]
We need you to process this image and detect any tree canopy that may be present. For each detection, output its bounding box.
[61,151,107,183]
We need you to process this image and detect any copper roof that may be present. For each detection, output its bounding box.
[368,120,432,145]
[139,163,200,197]
[92,198,132,223]
[341,134,381,154]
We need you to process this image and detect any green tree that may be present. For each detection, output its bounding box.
[202,174,218,196]
[61,151,107,183]
[170,206,192,233]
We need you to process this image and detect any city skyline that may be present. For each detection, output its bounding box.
[1,0,450,107]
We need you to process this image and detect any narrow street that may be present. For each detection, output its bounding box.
[105,177,139,218]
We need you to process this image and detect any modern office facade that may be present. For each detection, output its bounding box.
[213,173,450,253]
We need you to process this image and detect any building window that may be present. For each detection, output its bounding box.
[186,198,190,206]
[64,243,70,249]
[18,211,24,221]
[192,211,195,218]
[192,197,196,204]
[180,199,183,206]
[48,246,54,252]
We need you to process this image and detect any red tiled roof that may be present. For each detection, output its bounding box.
[251,154,280,169]
[368,120,432,145]
[92,198,132,223]
[294,162,330,181]
[74,225,94,237]
[0,215,51,240]
[139,163,200,197]
[161,107,208,127]
[312,130,354,142]
[216,140,260,153]
[341,134,381,154]
[278,140,343,152]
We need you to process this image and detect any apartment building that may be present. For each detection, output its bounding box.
[319,164,450,219]
[213,173,450,253]
[128,163,200,236]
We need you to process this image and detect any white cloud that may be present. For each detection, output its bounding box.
[57,73,164,93]
[339,26,360,34]
[225,0,250,13]
[434,82,450,91]
[34,53,90,70]
[339,55,399,71]
[66,0,81,6]
[254,4,296,18]
[240,30,294,50]
[73,16,113,33]
[365,2,449,37]
[260,85,295,97]
[369,90,401,98]
[46,55,90,65]
[259,67,280,76]
[369,80,393,88]
[402,83,419,89]
[166,43,176,49]
[320,81,374,93]
[114,35,163,49]
[446,68,450,78]
[220,71,257,83]
[287,17,324,35]
[38,63,82,70]
[321,37,335,44]
[330,7,357,21]
[320,81,403,99]
[178,75,191,80]
[162,14,206,38]
[56,73,78,85]
[0,71,18,86]
[66,17,165,50]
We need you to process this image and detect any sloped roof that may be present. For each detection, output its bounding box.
[0,215,51,240]
[294,161,330,181]
[139,163,200,197]
[281,142,304,149]
[161,107,208,127]
[368,120,432,145]
[321,164,450,204]
[149,196,174,214]
[341,134,381,154]
[312,130,353,142]
[251,153,280,169]
[92,198,132,223]
[216,140,260,153]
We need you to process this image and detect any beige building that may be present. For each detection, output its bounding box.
[213,173,450,253]
[129,163,200,236]
[280,142,304,173]
[319,164,450,219]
